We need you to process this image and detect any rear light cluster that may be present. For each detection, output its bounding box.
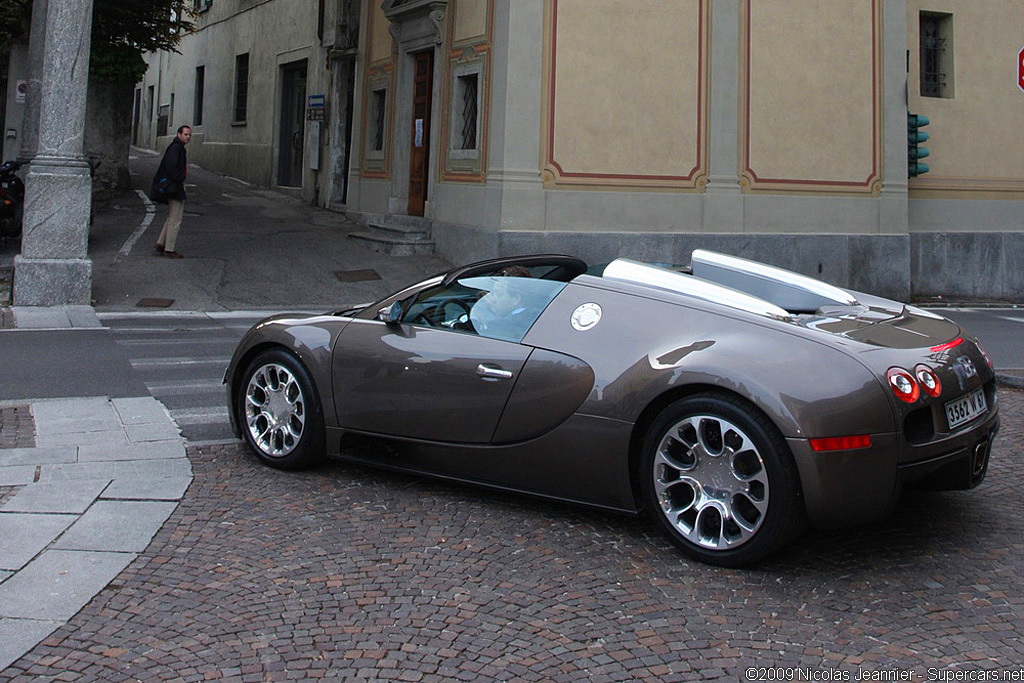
[887,365,942,404]
[809,435,872,452]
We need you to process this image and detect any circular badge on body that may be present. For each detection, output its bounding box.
[571,303,602,331]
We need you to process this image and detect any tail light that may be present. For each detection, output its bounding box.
[810,435,872,452]
[887,367,919,403]
[914,365,942,398]
[930,337,963,353]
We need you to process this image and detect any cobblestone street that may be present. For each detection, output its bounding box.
[3,391,1022,682]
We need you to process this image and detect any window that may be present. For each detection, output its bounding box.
[920,12,953,98]
[192,0,212,10]
[157,104,169,137]
[455,73,478,150]
[234,53,249,123]
[194,66,205,126]
[370,88,386,152]
[403,274,567,343]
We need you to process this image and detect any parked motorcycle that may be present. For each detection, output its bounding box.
[0,160,25,241]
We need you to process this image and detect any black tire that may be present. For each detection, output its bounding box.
[639,393,806,567]
[237,348,324,470]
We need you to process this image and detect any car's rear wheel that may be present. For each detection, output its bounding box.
[640,393,806,567]
[238,349,324,470]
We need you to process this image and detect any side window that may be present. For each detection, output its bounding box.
[402,276,566,343]
[403,282,481,332]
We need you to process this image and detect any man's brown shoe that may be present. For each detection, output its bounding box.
[163,250,184,259]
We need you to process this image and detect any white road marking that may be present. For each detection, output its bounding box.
[117,190,156,259]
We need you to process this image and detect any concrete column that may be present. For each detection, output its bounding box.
[704,0,744,231]
[13,0,95,306]
[484,0,546,231]
[17,0,48,163]
[879,0,909,234]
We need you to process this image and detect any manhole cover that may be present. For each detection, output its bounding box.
[136,298,175,308]
[335,269,382,283]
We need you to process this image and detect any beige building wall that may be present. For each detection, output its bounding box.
[743,0,880,193]
[542,0,707,189]
[907,0,1024,197]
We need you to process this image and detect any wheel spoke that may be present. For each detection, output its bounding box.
[244,362,307,458]
[652,413,770,551]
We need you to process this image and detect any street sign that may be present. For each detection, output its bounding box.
[1018,46,1024,93]
[308,94,325,108]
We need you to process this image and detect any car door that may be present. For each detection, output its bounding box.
[331,317,530,443]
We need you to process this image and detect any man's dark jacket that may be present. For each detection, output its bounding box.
[153,136,187,201]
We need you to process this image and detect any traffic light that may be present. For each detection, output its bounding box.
[908,112,930,177]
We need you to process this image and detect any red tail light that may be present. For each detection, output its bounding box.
[887,367,919,403]
[810,435,872,452]
[930,337,963,353]
[914,365,942,398]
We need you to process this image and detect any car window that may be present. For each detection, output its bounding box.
[402,275,566,343]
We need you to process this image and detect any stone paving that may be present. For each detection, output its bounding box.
[0,396,191,673]
[0,392,1020,682]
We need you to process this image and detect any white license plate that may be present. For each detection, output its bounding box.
[945,388,987,430]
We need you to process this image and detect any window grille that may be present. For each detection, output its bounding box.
[457,74,478,150]
[194,66,205,126]
[371,89,386,152]
[920,12,952,98]
[234,53,249,122]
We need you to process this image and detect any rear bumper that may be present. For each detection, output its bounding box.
[789,407,1000,529]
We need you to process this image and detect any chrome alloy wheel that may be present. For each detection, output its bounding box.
[652,414,769,550]
[244,363,307,457]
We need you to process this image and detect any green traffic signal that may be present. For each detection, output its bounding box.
[907,112,931,177]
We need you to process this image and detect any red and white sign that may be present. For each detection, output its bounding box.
[1019,46,1024,93]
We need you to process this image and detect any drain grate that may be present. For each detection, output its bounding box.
[335,269,382,283]
[136,298,175,308]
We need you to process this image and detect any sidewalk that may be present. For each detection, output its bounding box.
[0,394,190,670]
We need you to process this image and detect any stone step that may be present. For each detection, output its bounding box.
[348,215,435,255]
[366,221,431,237]
[348,231,436,256]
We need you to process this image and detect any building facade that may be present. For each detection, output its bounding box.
[135,0,1024,300]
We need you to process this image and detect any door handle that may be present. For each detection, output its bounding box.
[476,364,513,380]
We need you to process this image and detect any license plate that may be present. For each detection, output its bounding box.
[946,388,987,430]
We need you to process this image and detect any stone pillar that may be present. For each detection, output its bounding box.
[13,0,95,306]
[879,0,909,234]
[18,0,49,163]
[703,0,744,231]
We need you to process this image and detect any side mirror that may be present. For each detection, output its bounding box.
[377,301,403,325]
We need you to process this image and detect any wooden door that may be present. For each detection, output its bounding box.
[407,50,433,217]
[278,61,307,187]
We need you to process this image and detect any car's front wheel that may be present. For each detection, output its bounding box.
[238,349,324,470]
[640,393,806,567]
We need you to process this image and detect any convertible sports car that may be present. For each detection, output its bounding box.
[225,251,1000,566]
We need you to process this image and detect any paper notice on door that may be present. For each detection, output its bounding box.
[415,118,424,147]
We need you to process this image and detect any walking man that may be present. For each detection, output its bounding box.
[153,125,191,258]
